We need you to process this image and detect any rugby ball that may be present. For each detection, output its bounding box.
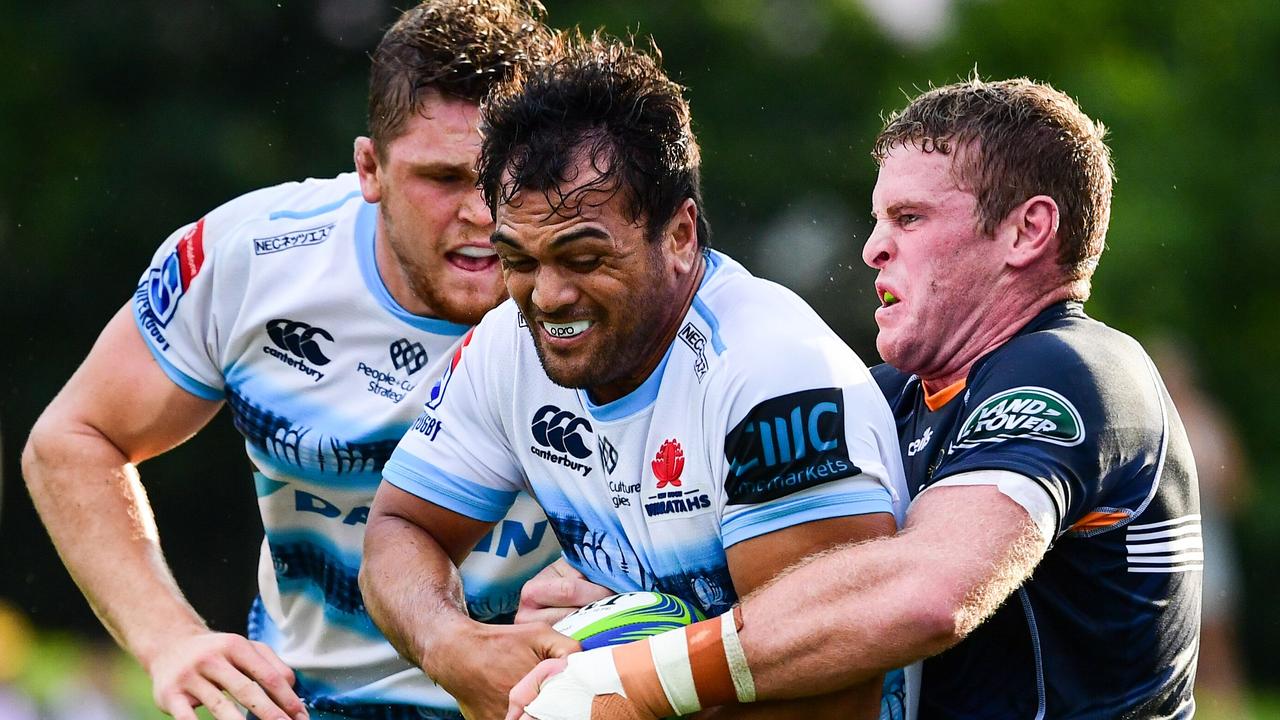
[553,591,705,650]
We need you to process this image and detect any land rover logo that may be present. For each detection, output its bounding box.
[952,386,1084,450]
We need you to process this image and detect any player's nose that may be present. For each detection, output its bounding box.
[862,222,894,269]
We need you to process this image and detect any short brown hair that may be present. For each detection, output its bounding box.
[367,0,553,149]
[873,77,1114,298]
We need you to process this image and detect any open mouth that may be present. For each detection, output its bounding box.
[540,319,593,339]
[880,289,901,308]
[447,245,499,272]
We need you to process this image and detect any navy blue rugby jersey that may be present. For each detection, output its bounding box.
[873,301,1200,719]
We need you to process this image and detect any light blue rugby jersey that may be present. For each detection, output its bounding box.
[132,173,561,719]
[385,250,911,616]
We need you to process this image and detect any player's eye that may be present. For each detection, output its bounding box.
[564,256,603,272]
[500,255,536,272]
[897,213,921,226]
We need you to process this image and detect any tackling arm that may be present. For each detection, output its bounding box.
[21,305,306,720]
[705,512,897,719]
[511,484,1048,719]
[738,485,1048,698]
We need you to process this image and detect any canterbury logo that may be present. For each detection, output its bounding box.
[530,405,593,459]
[266,319,333,365]
[389,338,428,374]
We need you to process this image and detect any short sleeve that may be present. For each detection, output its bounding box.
[131,206,253,400]
[383,319,525,523]
[933,337,1117,535]
[717,335,904,547]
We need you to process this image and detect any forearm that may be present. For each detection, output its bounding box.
[359,511,474,671]
[740,490,1046,699]
[736,535,942,699]
[22,424,206,668]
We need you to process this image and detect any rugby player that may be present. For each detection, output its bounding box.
[360,32,913,720]
[510,78,1201,720]
[21,3,564,719]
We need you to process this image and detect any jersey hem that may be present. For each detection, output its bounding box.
[133,314,224,400]
[721,487,893,547]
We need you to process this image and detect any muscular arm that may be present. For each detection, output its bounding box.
[740,485,1048,699]
[361,482,495,668]
[22,305,304,720]
[705,512,897,719]
[362,482,578,719]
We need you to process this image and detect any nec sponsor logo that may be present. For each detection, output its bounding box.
[644,439,713,519]
[530,404,593,476]
[138,218,207,336]
[263,318,332,382]
[253,223,333,255]
[678,323,709,381]
[724,387,859,504]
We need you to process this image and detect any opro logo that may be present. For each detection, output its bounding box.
[266,319,334,365]
[531,405,593,459]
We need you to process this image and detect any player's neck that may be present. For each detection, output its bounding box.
[920,289,1071,393]
[373,223,435,317]
[587,256,706,405]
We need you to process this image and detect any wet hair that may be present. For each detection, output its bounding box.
[874,76,1114,298]
[367,0,554,150]
[478,30,710,246]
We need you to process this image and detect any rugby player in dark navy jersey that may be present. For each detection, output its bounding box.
[509,77,1201,720]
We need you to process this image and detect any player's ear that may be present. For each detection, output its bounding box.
[662,198,700,275]
[1002,194,1059,269]
[354,137,383,203]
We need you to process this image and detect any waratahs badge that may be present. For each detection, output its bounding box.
[652,439,685,488]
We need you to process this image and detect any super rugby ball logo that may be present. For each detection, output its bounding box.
[951,386,1084,450]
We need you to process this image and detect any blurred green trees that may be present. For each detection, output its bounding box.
[2,0,1276,689]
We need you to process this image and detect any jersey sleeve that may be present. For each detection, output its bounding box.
[131,203,255,400]
[931,336,1118,536]
[383,318,525,523]
[716,335,904,548]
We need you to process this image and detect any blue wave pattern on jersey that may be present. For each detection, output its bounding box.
[268,537,379,635]
[249,598,464,720]
[229,388,397,476]
[546,512,737,617]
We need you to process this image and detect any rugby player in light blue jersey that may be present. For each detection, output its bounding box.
[22,4,565,720]
[361,32,914,720]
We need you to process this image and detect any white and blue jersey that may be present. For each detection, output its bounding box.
[131,173,560,719]
[386,251,916,714]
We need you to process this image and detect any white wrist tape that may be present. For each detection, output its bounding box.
[524,648,622,720]
[720,608,756,703]
[651,627,700,715]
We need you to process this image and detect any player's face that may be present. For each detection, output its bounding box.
[492,165,700,402]
[864,147,1007,382]
[357,91,504,325]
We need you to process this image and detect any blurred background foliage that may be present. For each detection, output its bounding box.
[2,0,1277,713]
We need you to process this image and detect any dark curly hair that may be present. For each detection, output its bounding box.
[368,0,554,151]
[478,30,710,246]
[874,76,1113,299]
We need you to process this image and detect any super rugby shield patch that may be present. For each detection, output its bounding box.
[951,386,1084,450]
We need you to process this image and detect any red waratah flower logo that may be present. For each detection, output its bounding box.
[652,439,685,488]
